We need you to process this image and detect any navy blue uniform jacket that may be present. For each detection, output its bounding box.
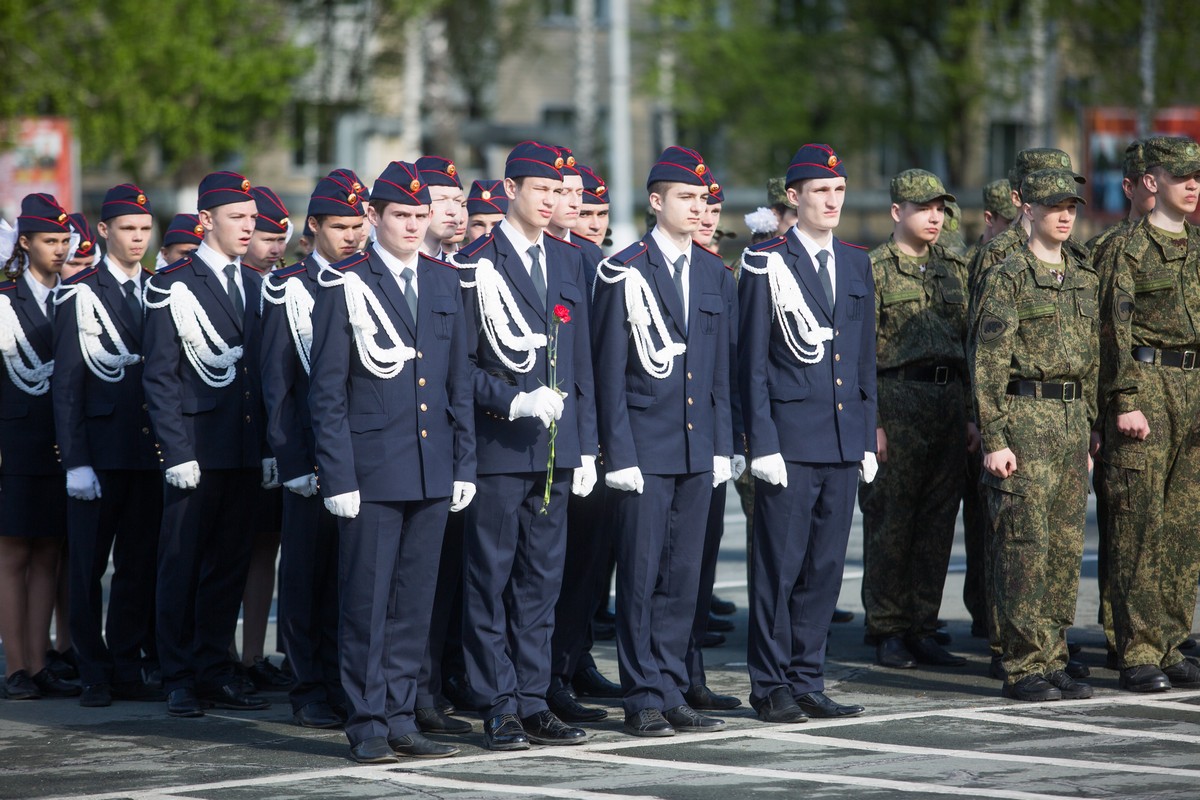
[0,277,60,476]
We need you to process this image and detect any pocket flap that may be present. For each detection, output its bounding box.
[349,413,386,433]
[430,296,457,315]
[625,391,654,409]
[699,293,723,314]
[181,396,217,414]
[558,283,582,304]
[768,382,810,401]
[980,470,1033,496]
[847,280,867,298]
[1104,442,1145,470]
[84,402,115,418]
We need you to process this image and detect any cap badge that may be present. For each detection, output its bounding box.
[1059,155,1070,167]
[827,155,840,168]
[57,212,67,223]
[926,177,938,188]
[352,181,363,192]
[695,163,707,176]
[554,157,565,169]
[193,224,204,236]
[596,185,607,195]
[409,179,421,192]
[566,156,576,167]
[1057,177,1068,189]
[240,179,251,191]
[78,241,92,252]
[446,163,457,177]
[481,190,492,201]
[347,193,357,204]
[709,182,720,194]
[136,193,147,205]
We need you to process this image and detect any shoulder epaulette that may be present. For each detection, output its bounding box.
[544,231,580,249]
[841,240,868,251]
[140,267,154,277]
[725,261,735,271]
[63,266,99,285]
[749,235,787,253]
[274,260,309,279]
[0,280,16,293]
[158,256,193,274]
[331,252,369,272]
[693,240,720,258]
[418,252,456,269]
[609,240,649,266]
[456,232,495,260]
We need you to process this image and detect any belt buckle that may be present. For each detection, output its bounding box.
[934,366,949,385]
[1061,382,1076,402]
[1183,351,1196,370]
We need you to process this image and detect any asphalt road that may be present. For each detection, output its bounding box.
[4,495,1199,800]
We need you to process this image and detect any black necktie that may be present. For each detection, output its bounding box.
[815,249,834,310]
[672,255,687,331]
[224,263,244,317]
[122,280,142,332]
[400,266,418,320]
[44,292,55,324]
[529,245,547,309]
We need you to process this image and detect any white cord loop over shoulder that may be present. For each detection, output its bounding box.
[55,283,140,383]
[454,256,546,374]
[317,264,415,379]
[0,293,54,395]
[144,278,244,388]
[261,273,315,376]
[595,258,686,379]
[739,249,833,364]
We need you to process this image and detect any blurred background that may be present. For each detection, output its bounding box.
[2,0,1196,255]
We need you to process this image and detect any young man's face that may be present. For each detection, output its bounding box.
[789,178,846,236]
[99,214,154,267]
[696,202,723,248]
[577,205,609,244]
[1147,168,1200,217]
[312,215,365,263]
[427,185,467,247]
[369,202,431,260]
[506,176,563,233]
[650,183,708,238]
[776,207,797,235]
[161,243,198,264]
[201,200,258,259]
[21,232,71,278]
[245,229,289,269]
[1026,200,1077,244]
[892,200,944,247]
[467,213,504,243]
[551,175,584,231]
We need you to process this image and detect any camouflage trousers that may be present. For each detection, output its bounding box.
[962,448,988,633]
[1102,367,1200,669]
[859,378,966,638]
[982,395,1090,683]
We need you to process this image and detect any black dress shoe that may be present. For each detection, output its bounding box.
[32,668,81,697]
[572,666,623,699]
[707,614,734,633]
[906,636,966,667]
[1164,658,1200,688]
[931,629,953,646]
[547,688,608,723]
[246,657,294,691]
[483,713,529,751]
[701,631,726,648]
[831,607,855,624]
[111,681,165,702]
[795,691,864,718]
[752,687,808,724]
[1065,659,1090,679]
[294,701,343,729]
[442,673,477,712]
[521,710,588,745]
[198,682,270,710]
[876,636,917,669]
[4,670,40,700]
[80,683,112,707]
[349,736,399,764]
[46,648,80,680]
[683,684,742,711]
[623,707,675,737]
[416,705,473,734]
[1002,674,1061,702]
[1120,664,1171,693]
[388,732,460,758]
[710,595,737,616]
[167,687,205,717]
[1045,670,1093,699]
[664,704,725,731]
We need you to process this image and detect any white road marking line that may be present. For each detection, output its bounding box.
[744,729,1200,777]
[546,750,1101,800]
[363,771,665,799]
[953,710,1200,744]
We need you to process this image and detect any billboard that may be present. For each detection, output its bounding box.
[0,117,78,222]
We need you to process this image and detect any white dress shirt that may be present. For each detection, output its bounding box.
[373,242,420,301]
[499,218,546,280]
[793,225,836,297]
[105,257,141,305]
[196,241,245,300]
[650,225,692,328]
[23,269,58,320]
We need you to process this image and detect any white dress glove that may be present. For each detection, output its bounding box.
[572,455,597,497]
[449,481,477,512]
[165,460,201,490]
[284,473,319,497]
[860,451,879,484]
[730,454,747,481]
[605,465,644,494]
[712,456,732,488]
[324,490,361,519]
[261,457,280,489]
[750,453,788,487]
[509,386,565,429]
[66,466,102,501]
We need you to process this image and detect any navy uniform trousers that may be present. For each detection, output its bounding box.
[684,482,727,689]
[418,507,466,710]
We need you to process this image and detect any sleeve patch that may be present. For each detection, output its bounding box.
[978,314,1008,344]
[1116,289,1134,323]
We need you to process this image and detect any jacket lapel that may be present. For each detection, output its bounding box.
[15,277,52,355]
[787,230,832,322]
[646,238,686,338]
[96,266,141,347]
[495,231,545,321]
[368,251,416,338]
[192,254,243,333]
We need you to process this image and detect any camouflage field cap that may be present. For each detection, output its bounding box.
[890,168,955,205]
[1008,148,1084,190]
[1122,140,1148,178]
[983,179,1018,220]
[1143,136,1200,177]
[1021,168,1087,207]
[767,177,795,208]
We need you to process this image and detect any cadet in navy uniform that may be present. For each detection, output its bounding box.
[417,155,467,261]
[465,180,507,244]
[546,147,606,288]
[260,172,367,729]
[142,171,271,717]
[738,145,877,723]
[454,141,599,751]
[0,194,77,701]
[157,214,202,269]
[52,184,162,707]
[308,161,476,763]
[592,146,733,737]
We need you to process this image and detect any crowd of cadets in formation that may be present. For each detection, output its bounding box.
[2,133,1199,762]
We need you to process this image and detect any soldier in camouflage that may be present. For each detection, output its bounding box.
[939,201,968,256]
[860,169,975,669]
[963,180,1019,266]
[1097,136,1200,693]
[972,168,1098,702]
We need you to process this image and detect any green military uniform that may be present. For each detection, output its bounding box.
[972,170,1099,687]
[940,201,968,255]
[860,170,969,643]
[1098,137,1200,674]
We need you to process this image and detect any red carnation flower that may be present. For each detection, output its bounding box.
[553,304,571,324]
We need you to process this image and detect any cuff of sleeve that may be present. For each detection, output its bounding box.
[1113,391,1139,415]
[980,430,1009,454]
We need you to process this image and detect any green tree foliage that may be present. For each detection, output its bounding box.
[0,0,311,182]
